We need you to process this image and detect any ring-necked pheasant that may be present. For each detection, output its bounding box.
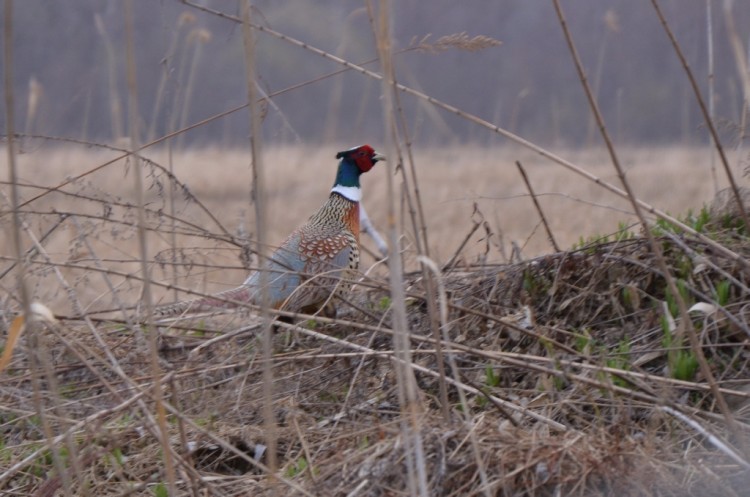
[154,144,384,319]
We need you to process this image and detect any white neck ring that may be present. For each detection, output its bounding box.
[331,185,361,202]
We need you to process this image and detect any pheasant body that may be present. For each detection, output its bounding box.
[154,145,383,318]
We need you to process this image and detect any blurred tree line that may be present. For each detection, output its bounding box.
[1,0,749,147]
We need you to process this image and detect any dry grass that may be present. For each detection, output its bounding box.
[1,142,750,495]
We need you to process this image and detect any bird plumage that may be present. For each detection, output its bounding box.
[154,144,384,318]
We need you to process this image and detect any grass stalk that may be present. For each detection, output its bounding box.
[147,12,193,143]
[3,0,28,361]
[176,28,210,150]
[706,0,719,192]
[123,1,178,493]
[363,0,450,424]
[650,0,750,232]
[94,13,123,141]
[391,67,451,423]
[23,76,40,140]
[5,2,77,495]
[374,1,429,495]
[722,0,750,171]
[155,17,188,300]
[516,160,560,252]
[241,0,277,479]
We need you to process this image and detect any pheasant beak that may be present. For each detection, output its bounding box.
[373,152,386,163]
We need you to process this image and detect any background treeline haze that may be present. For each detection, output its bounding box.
[2,0,749,147]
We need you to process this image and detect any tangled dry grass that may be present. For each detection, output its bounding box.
[1,151,750,495]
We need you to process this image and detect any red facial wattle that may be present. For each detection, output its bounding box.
[353,145,377,172]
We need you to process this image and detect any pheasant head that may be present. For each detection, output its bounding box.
[330,144,385,202]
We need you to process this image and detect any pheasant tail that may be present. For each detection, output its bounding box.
[154,286,255,318]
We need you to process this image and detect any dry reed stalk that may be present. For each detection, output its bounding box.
[123,1,178,493]
[2,0,27,376]
[27,330,81,497]
[420,32,501,52]
[650,0,750,233]
[166,22,193,142]
[516,160,560,252]
[392,72,451,423]
[374,1,429,495]
[442,204,486,271]
[168,376,206,497]
[585,11,614,146]
[722,0,750,112]
[322,8,365,142]
[3,2,76,494]
[176,27,211,150]
[162,21,211,304]
[93,14,123,141]
[722,0,750,171]
[706,0,719,193]
[552,0,744,457]
[24,76,41,140]
[146,12,194,143]
[241,0,278,480]
[363,0,450,425]
[167,142,180,302]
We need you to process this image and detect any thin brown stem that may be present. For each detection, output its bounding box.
[516,160,560,253]
[650,0,750,231]
[3,0,28,334]
[123,1,177,493]
[363,0,450,427]
[442,206,483,271]
[706,0,719,193]
[241,0,277,479]
[374,1,428,495]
